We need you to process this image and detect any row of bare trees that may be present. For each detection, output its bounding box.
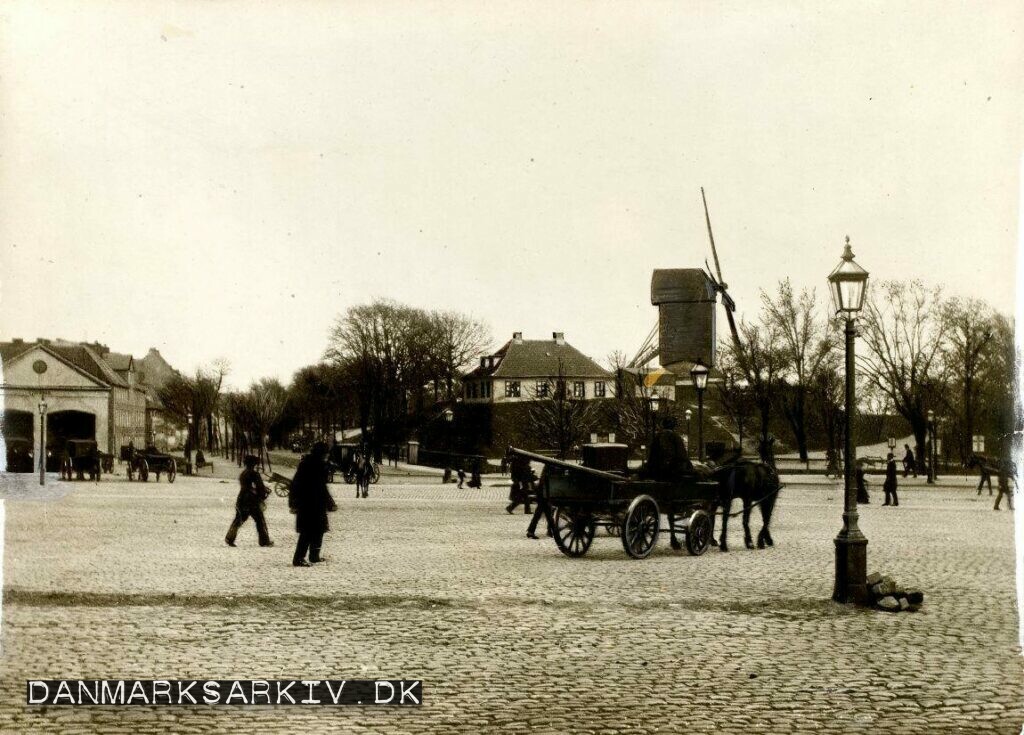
[155,360,290,471]
[277,299,491,458]
[156,361,229,452]
[714,278,1016,469]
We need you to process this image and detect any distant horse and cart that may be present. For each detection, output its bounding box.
[507,444,780,559]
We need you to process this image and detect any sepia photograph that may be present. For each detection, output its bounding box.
[0,1,1021,732]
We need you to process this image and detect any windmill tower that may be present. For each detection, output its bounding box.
[628,188,743,372]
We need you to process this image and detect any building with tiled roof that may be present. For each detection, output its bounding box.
[1,338,178,470]
[463,332,613,403]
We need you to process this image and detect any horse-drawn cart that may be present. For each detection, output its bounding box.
[59,439,102,482]
[127,447,177,483]
[509,447,719,559]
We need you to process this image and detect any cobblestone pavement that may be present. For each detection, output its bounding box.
[0,471,1021,733]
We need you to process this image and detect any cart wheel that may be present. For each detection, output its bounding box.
[607,523,621,537]
[685,510,712,556]
[138,459,149,482]
[552,507,595,558]
[371,464,381,484]
[621,495,660,559]
[274,482,289,498]
[167,461,177,484]
[344,469,356,485]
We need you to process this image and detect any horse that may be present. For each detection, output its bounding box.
[708,459,781,552]
[966,453,1016,496]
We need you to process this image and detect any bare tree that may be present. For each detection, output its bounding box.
[941,297,1000,462]
[858,280,947,472]
[426,310,491,401]
[156,361,228,451]
[607,351,659,451]
[731,318,786,447]
[760,280,835,461]
[529,360,600,459]
[716,349,756,453]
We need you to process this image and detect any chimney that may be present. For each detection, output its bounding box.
[512,331,523,342]
[552,332,565,344]
[12,338,23,345]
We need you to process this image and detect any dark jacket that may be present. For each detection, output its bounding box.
[289,454,335,534]
[236,468,270,510]
[884,459,898,491]
[645,430,693,481]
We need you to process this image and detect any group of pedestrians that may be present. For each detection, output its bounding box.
[224,443,338,567]
[855,453,901,506]
[504,451,554,539]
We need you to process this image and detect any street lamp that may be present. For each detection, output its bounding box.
[927,409,936,484]
[685,408,693,452]
[827,236,870,604]
[690,361,709,462]
[38,398,48,486]
[443,408,454,472]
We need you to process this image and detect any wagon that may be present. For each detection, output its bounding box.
[59,439,102,482]
[5,437,34,473]
[509,446,719,559]
[127,447,177,483]
[269,471,291,498]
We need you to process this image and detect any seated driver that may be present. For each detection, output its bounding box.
[643,415,693,481]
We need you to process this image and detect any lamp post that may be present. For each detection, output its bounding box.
[827,236,870,604]
[690,361,709,462]
[38,398,48,486]
[685,408,693,453]
[186,411,194,473]
[649,394,661,443]
[927,409,936,484]
[442,409,454,483]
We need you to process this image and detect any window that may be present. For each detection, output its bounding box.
[573,381,585,398]
[535,381,549,398]
[505,381,521,398]
[483,382,492,398]
[594,381,606,397]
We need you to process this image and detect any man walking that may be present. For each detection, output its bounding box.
[526,465,554,539]
[994,460,1015,511]
[225,454,273,547]
[902,444,916,478]
[506,450,534,515]
[882,452,899,506]
[289,442,336,567]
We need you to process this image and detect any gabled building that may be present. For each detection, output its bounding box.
[463,332,613,403]
[1,338,176,468]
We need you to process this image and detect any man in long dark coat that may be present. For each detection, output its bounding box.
[226,454,273,547]
[643,416,693,480]
[289,442,336,567]
[505,450,534,515]
[882,452,899,506]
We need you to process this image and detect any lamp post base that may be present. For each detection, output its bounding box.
[833,534,869,604]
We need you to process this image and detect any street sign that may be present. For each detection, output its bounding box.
[973,435,985,453]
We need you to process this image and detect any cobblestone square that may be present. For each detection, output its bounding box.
[0,471,1021,733]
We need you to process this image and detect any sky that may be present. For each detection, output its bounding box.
[1,1,1021,389]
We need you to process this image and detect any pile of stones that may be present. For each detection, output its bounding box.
[867,572,924,612]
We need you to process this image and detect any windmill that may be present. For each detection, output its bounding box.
[627,188,744,370]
